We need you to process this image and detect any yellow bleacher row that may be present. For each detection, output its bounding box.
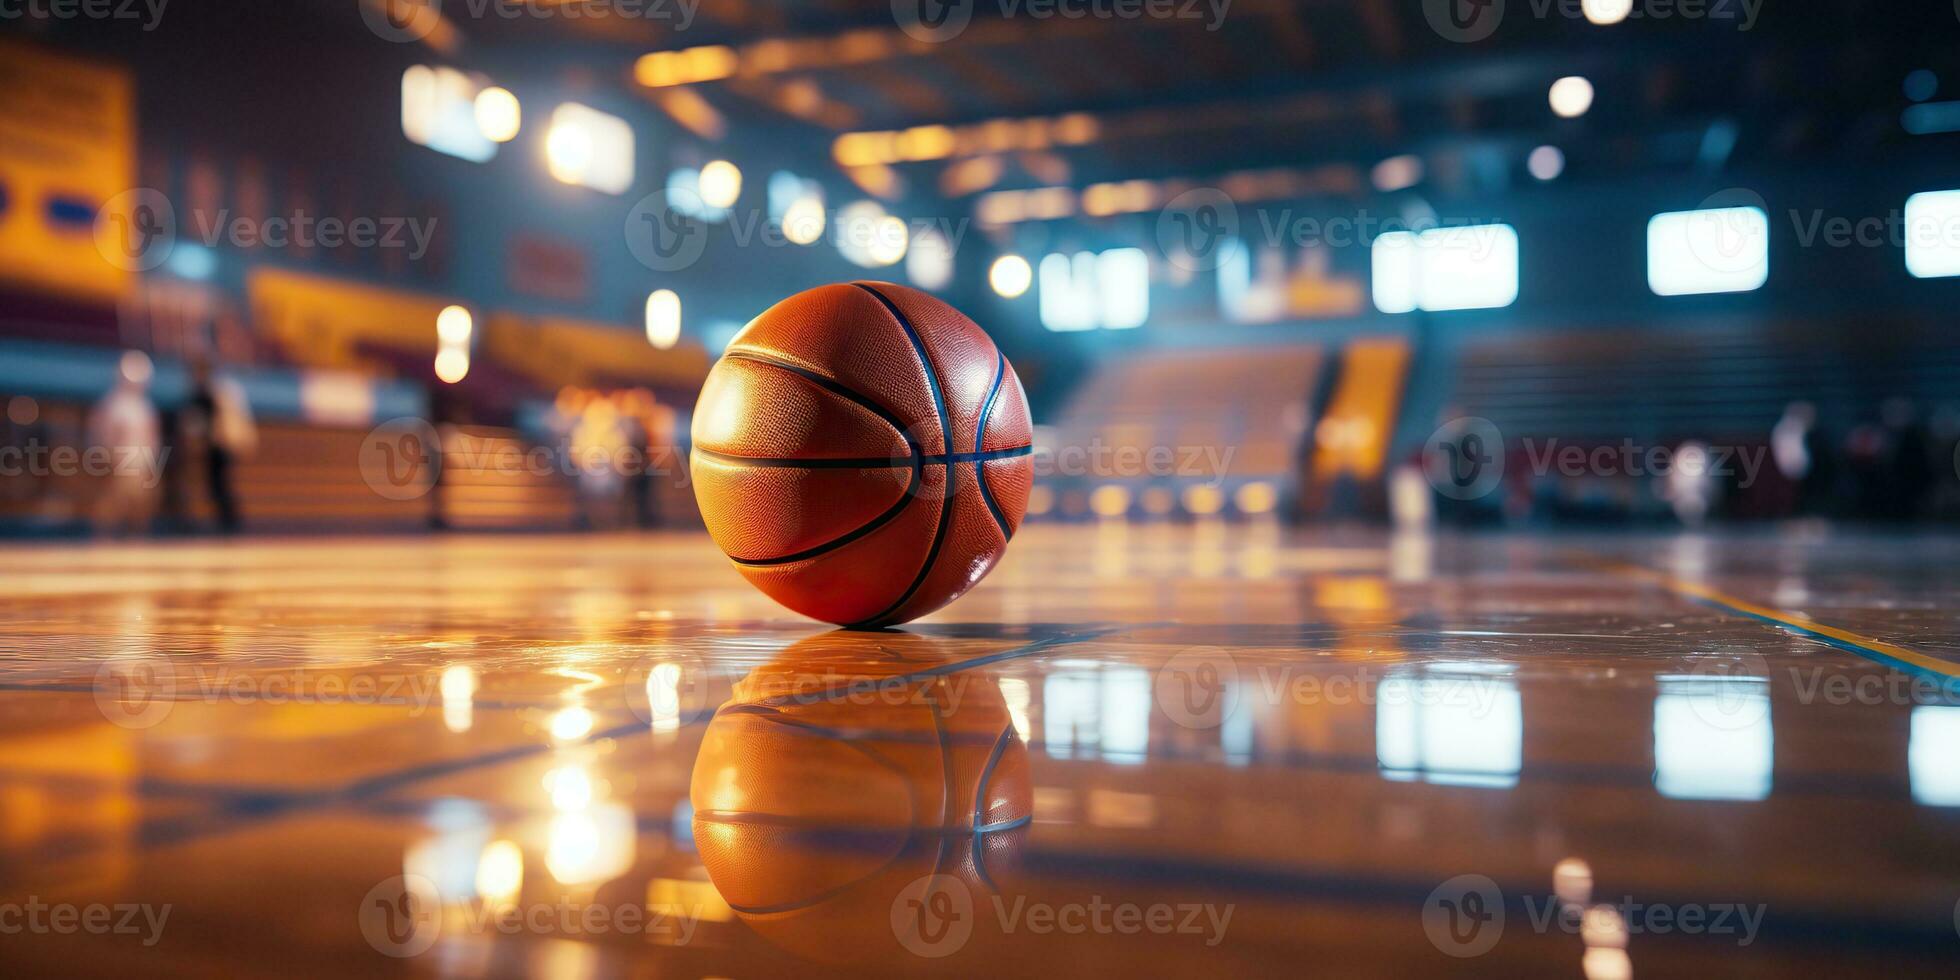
[1039,339,1411,520]
[247,268,712,388]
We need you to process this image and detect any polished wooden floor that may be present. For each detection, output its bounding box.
[0,524,1956,977]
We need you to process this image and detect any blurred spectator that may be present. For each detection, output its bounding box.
[571,397,626,529]
[1930,406,1960,519]
[426,375,469,530]
[1845,418,1887,519]
[1799,413,1840,519]
[1881,398,1932,521]
[1664,442,1716,527]
[621,409,658,529]
[88,352,162,536]
[1772,402,1813,486]
[181,354,257,533]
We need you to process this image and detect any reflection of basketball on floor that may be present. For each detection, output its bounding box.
[690,282,1033,628]
[688,632,1030,963]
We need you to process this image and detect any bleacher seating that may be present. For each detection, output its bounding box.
[1448,319,1960,442]
[1040,345,1324,519]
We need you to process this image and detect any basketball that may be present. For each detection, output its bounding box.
[690,281,1032,628]
[688,633,1031,963]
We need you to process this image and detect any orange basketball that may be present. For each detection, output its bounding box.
[690,281,1032,628]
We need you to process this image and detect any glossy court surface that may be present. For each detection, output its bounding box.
[1,525,1956,977]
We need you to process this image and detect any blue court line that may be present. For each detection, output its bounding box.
[1582,554,1960,682]
[1686,596,1960,691]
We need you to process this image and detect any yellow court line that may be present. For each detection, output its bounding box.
[1575,554,1960,679]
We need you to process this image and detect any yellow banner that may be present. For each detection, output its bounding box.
[248,267,456,370]
[0,41,134,300]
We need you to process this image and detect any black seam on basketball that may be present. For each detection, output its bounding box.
[850,283,954,454]
[693,445,1032,469]
[970,722,1017,892]
[924,690,955,874]
[724,470,917,567]
[709,349,924,567]
[974,350,1012,540]
[849,283,957,629]
[720,349,918,452]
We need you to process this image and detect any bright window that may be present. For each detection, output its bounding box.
[1039,248,1150,331]
[1370,224,1518,313]
[1904,190,1960,279]
[1647,206,1769,296]
[402,66,496,163]
[545,103,634,195]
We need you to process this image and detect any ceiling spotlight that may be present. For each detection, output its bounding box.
[436,305,473,345]
[990,254,1033,298]
[1549,76,1595,119]
[1528,145,1566,181]
[474,86,521,142]
[1581,0,1632,25]
[699,159,742,209]
[645,289,681,349]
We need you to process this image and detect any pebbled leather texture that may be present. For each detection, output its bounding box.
[690,281,1034,626]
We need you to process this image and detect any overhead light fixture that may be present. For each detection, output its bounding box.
[1527,145,1565,181]
[989,254,1033,298]
[474,86,521,143]
[645,289,681,349]
[1549,76,1595,119]
[698,160,742,209]
[1581,0,1632,25]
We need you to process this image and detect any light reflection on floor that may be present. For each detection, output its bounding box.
[0,525,1956,976]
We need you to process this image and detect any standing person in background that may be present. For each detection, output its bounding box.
[183,354,257,533]
[89,352,162,537]
[1880,398,1932,521]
